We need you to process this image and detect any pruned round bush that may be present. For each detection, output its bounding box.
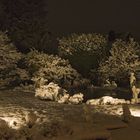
[98,39,140,86]
[25,50,81,88]
[58,33,108,77]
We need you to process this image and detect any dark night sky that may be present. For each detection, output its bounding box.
[48,0,140,39]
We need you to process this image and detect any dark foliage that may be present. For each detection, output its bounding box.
[0,0,54,53]
[58,33,108,78]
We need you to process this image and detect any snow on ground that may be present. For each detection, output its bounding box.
[0,90,140,140]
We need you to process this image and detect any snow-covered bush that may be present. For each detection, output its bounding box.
[35,82,84,104]
[35,82,67,101]
[26,50,81,88]
[98,39,140,86]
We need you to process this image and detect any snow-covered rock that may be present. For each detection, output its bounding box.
[68,93,84,104]
[35,82,64,101]
[86,96,128,105]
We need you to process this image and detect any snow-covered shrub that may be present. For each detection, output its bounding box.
[35,82,84,104]
[26,50,81,88]
[98,39,140,86]
[35,82,67,101]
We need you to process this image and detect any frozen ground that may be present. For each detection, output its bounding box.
[0,90,140,140]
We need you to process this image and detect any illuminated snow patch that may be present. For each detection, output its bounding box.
[130,109,140,117]
[0,116,25,129]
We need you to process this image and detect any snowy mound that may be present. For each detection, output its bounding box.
[86,96,130,105]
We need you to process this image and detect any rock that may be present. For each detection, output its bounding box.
[86,96,127,105]
[68,93,84,104]
[35,82,65,101]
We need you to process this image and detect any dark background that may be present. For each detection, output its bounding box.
[48,0,140,40]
